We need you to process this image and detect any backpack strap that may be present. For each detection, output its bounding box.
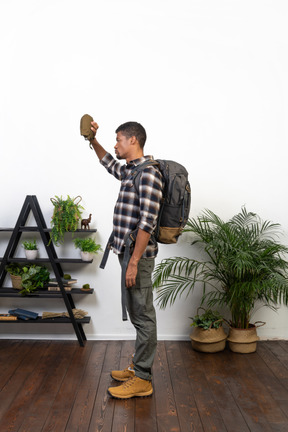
[99,229,138,321]
[99,231,114,269]
[131,160,160,195]
[120,229,138,320]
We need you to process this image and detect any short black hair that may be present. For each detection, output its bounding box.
[115,122,147,148]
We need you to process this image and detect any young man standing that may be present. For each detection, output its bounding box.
[90,120,163,399]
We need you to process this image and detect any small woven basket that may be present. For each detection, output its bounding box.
[227,325,260,354]
[190,327,227,353]
[10,274,22,290]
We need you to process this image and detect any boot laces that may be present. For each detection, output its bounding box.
[122,376,137,389]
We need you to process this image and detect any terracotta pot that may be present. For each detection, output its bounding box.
[190,326,227,353]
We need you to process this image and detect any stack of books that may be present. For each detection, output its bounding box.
[47,277,77,292]
[8,309,39,320]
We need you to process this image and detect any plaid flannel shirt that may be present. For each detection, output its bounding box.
[100,153,163,257]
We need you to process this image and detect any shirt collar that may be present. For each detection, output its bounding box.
[126,155,154,169]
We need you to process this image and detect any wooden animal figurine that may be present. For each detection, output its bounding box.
[81,214,92,230]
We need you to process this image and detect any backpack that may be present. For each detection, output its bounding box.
[132,159,191,244]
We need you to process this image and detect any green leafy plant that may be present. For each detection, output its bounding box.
[5,263,23,276]
[153,207,288,329]
[82,283,91,290]
[20,264,50,295]
[22,240,38,250]
[73,237,102,253]
[190,308,224,330]
[50,195,84,246]
[6,263,50,295]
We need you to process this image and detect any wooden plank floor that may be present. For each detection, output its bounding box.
[0,340,288,431]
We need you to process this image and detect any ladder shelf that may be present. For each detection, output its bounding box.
[0,195,96,346]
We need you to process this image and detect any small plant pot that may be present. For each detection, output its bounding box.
[25,250,38,260]
[10,274,22,290]
[227,325,260,354]
[190,326,227,353]
[80,251,93,262]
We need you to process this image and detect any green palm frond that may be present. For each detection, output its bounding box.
[153,256,217,309]
[153,206,288,328]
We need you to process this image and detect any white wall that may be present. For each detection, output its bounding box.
[0,0,288,341]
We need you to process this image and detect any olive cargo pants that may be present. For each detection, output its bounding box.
[118,255,157,381]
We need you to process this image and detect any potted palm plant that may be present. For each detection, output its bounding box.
[153,207,288,353]
[73,237,102,261]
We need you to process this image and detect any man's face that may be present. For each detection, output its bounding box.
[114,131,132,160]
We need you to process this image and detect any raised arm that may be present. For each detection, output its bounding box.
[90,121,107,161]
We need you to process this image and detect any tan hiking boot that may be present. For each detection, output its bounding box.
[108,376,153,399]
[110,363,135,382]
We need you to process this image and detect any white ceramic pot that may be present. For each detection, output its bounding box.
[25,249,38,260]
[80,251,93,261]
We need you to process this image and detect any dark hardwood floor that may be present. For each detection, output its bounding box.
[0,339,288,431]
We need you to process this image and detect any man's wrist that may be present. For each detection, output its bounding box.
[129,255,140,266]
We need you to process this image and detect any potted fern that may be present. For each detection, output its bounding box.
[153,207,288,353]
[73,237,102,261]
[50,195,84,246]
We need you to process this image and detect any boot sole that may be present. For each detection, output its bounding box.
[107,388,153,399]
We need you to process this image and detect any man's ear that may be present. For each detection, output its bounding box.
[130,136,137,145]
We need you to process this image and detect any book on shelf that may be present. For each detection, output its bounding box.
[49,278,77,285]
[9,308,39,320]
[48,286,72,291]
[0,314,18,321]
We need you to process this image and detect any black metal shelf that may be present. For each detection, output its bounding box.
[0,316,91,324]
[0,195,95,346]
[0,227,97,233]
[0,287,94,298]
[2,258,93,264]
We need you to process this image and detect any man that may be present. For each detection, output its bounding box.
[90,120,163,399]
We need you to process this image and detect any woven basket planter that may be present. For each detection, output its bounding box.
[10,274,22,290]
[227,325,260,354]
[190,326,227,353]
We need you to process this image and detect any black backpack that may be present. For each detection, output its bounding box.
[132,159,191,244]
